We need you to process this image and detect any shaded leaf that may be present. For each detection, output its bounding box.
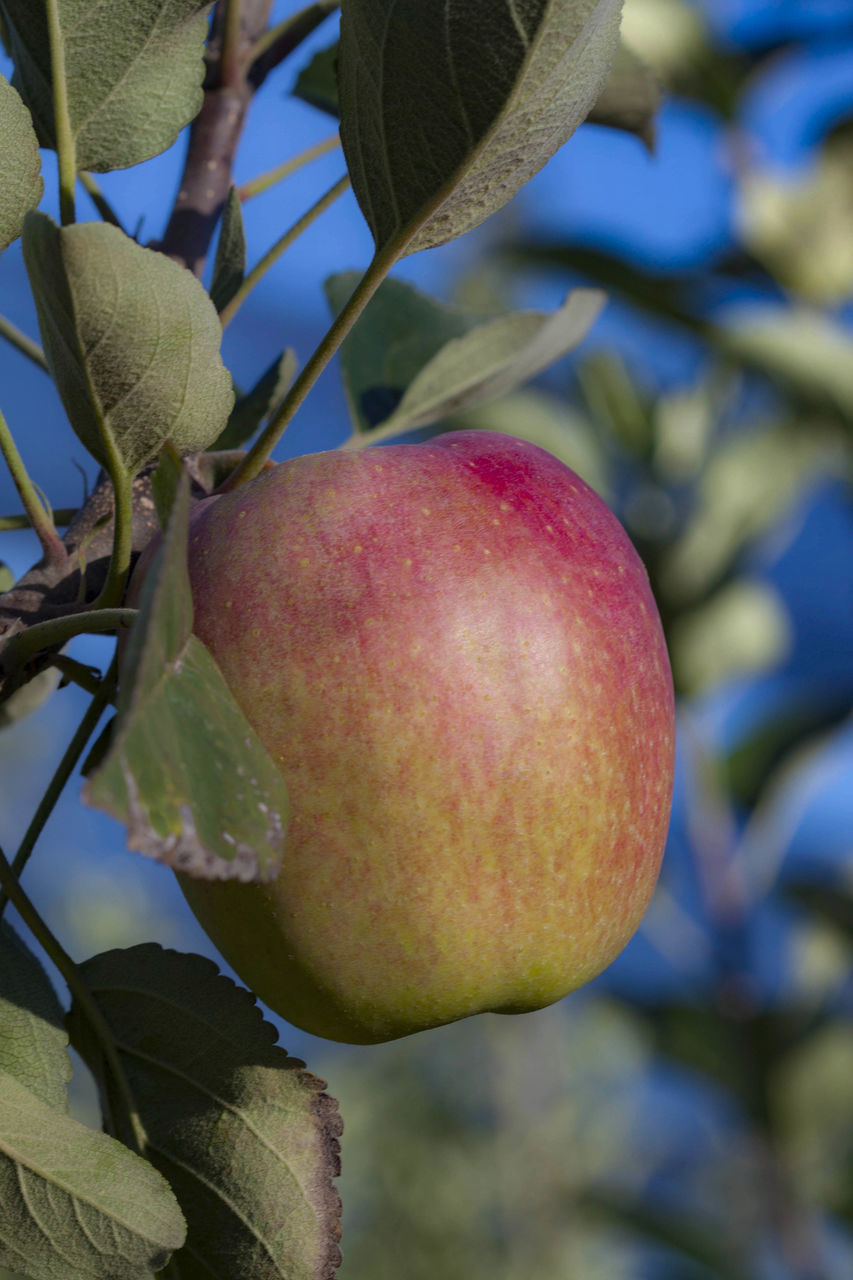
[214,349,298,450]
[294,41,339,116]
[210,187,246,314]
[581,1190,759,1280]
[23,213,234,474]
[587,42,660,148]
[68,944,343,1280]
[327,271,604,438]
[0,1068,185,1280]
[84,475,289,881]
[80,713,116,779]
[0,662,61,732]
[0,0,212,172]
[786,882,853,946]
[0,72,42,253]
[722,691,851,809]
[0,922,70,1110]
[635,1000,826,1124]
[338,0,622,256]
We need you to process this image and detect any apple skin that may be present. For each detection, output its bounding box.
[175,430,675,1044]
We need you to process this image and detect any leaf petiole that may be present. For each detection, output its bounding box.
[220,239,401,489]
[219,174,349,328]
[0,510,76,532]
[0,657,118,919]
[248,1,340,74]
[45,0,77,225]
[236,132,341,202]
[0,408,67,569]
[0,608,137,677]
[0,312,48,372]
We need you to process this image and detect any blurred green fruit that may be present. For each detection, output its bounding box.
[172,431,675,1043]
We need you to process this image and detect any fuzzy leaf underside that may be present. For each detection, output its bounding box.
[23,214,234,474]
[68,944,343,1280]
[0,1069,185,1280]
[0,923,70,1111]
[0,0,212,172]
[0,72,42,252]
[327,271,605,437]
[297,34,657,147]
[84,477,289,881]
[338,0,623,255]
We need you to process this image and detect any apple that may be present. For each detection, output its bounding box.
[173,431,675,1044]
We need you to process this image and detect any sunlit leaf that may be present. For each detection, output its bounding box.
[0,922,70,1110]
[587,42,660,147]
[84,476,289,881]
[338,0,623,255]
[69,944,343,1280]
[0,1069,185,1280]
[23,213,234,474]
[0,0,212,172]
[326,272,604,438]
[210,187,246,314]
[0,72,42,253]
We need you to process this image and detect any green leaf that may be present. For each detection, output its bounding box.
[338,0,622,256]
[84,475,289,881]
[326,272,604,437]
[0,0,212,172]
[293,41,339,116]
[210,187,246,314]
[587,42,660,149]
[0,1068,186,1280]
[0,922,70,1110]
[149,446,184,532]
[0,73,42,253]
[0,664,62,732]
[213,349,298,450]
[787,882,853,946]
[0,563,12,594]
[68,944,343,1280]
[23,213,234,474]
[581,1190,759,1280]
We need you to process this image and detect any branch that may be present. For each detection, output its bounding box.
[0,452,242,702]
[158,0,275,273]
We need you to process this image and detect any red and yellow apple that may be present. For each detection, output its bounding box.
[174,430,675,1044]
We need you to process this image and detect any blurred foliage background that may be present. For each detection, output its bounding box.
[3,1,853,1278]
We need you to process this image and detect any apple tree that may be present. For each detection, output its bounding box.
[0,2,670,1277]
